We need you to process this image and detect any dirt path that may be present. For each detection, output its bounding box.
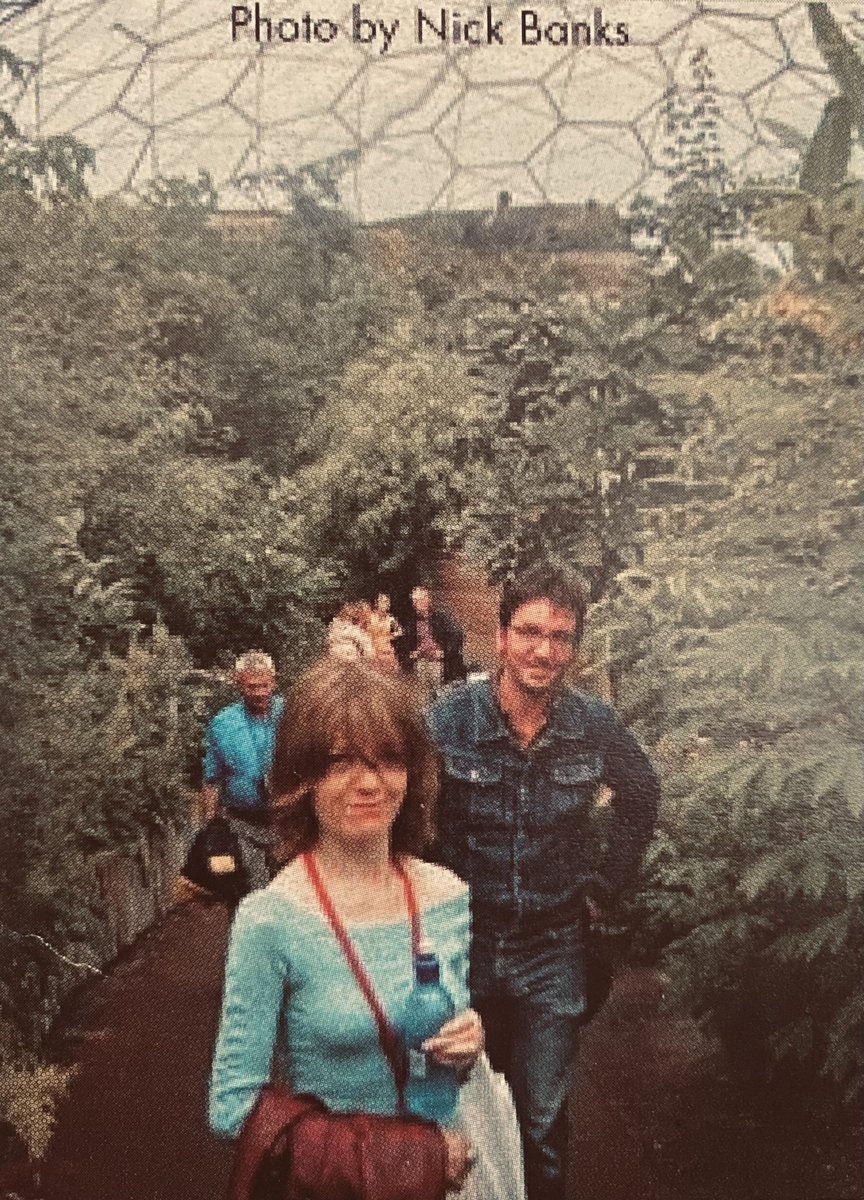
[34,895,860,1200]
[32,557,859,1200]
[41,898,235,1200]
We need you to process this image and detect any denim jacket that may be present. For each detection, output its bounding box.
[426,677,659,933]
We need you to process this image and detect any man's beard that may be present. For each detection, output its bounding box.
[515,667,558,698]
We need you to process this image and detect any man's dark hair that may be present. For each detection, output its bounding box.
[499,562,589,642]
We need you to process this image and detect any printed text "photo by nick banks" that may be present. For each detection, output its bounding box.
[230,4,630,53]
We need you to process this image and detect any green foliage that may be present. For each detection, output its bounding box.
[0,626,201,1058]
[630,47,744,263]
[80,421,339,667]
[0,180,390,472]
[452,293,686,585]
[627,49,761,341]
[809,4,864,109]
[751,179,864,287]
[285,342,486,595]
[762,8,863,199]
[596,370,864,1105]
[663,50,736,249]
[0,167,384,1071]
[800,94,854,199]
[747,180,864,376]
[1,43,94,201]
[808,4,864,148]
[762,118,810,157]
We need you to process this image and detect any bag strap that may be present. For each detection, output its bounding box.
[302,851,420,1111]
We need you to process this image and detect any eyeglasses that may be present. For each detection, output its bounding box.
[326,753,406,776]
[508,625,577,652]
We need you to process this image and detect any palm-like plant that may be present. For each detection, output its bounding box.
[764,4,864,198]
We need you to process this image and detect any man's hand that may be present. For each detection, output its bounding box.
[423,1008,483,1070]
[441,1130,474,1192]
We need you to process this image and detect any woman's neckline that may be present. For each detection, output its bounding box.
[266,859,465,928]
[266,886,464,928]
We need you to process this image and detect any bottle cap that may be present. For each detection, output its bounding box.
[414,948,440,985]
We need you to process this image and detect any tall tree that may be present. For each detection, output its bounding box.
[661,47,738,256]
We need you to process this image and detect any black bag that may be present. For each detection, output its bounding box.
[182,816,249,903]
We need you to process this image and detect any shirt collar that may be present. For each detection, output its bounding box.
[472,676,511,743]
[472,675,586,746]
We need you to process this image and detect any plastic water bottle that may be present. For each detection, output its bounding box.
[401,948,460,1125]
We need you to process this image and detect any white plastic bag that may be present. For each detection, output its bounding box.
[456,1053,526,1200]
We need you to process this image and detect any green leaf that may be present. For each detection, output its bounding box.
[800,95,854,197]
[770,912,850,963]
[0,45,27,83]
[808,3,864,141]
[797,855,831,901]
[824,987,864,1077]
[845,860,864,902]
[739,846,799,902]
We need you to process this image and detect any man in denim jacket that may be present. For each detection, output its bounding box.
[426,562,659,1200]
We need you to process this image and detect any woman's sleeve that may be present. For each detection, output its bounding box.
[208,897,287,1138]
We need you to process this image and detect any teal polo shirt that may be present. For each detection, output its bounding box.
[203,697,284,811]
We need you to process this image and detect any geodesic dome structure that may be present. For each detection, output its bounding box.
[1,0,861,220]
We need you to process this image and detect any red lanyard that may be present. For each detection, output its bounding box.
[301,851,421,1109]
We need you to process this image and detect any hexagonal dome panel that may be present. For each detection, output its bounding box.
[533,123,648,203]
[435,84,556,166]
[545,47,667,123]
[1,0,860,218]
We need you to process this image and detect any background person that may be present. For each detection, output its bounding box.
[369,591,402,674]
[397,586,466,699]
[201,650,283,891]
[326,600,375,661]
[208,660,481,1193]
[426,562,660,1200]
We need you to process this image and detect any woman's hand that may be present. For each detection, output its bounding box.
[423,1008,484,1070]
[442,1130,474,1192]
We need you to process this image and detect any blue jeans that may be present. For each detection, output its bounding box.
[471,923,585,1200]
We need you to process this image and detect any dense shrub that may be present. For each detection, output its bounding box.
[595,372,864,1104]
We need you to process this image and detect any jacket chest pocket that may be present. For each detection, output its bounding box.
[529,753,603,829]
[442,752,505,827]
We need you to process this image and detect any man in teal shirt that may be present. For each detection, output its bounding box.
[201,650,284,890]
